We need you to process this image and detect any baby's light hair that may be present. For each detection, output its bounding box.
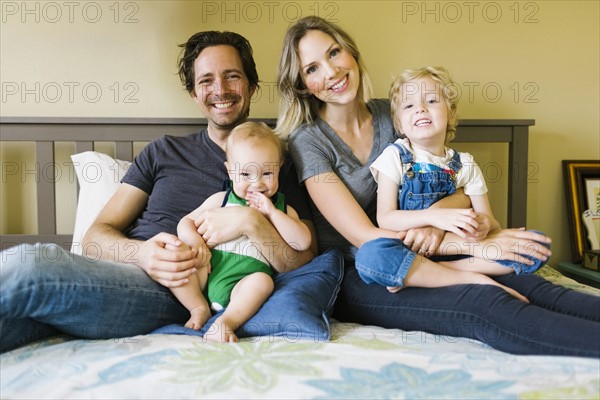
[226,121,283,162]
[389,66,459,143]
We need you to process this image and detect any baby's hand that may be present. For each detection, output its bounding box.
[246,192,274,217]
[432,208,478,238]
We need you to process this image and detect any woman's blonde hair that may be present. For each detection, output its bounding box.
[275,16,374,139]
[389,66,459,143]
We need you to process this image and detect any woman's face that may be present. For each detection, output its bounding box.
[297,29,360,105]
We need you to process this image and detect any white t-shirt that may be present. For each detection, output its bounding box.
[370,138,487,196]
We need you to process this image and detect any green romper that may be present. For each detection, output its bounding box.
[206,188,286,311]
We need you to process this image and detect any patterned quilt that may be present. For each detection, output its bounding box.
[2,266,599,399]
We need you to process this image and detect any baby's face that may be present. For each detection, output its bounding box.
[396,77,449,151]
[226,140,281,200]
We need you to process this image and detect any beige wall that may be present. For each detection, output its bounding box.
[1,0,599,265]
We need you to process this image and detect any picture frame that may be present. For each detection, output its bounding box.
[562,160,600,263]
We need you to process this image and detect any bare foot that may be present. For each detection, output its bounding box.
[203,316,238,343]
[387,286,402,293]
[185,305,211,330]
[495,283,529,303]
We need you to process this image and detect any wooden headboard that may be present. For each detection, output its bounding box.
[0,117,534,250]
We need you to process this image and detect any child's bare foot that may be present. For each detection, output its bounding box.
[203,316,238,343]
[387,286,402,293]
[185,304,211,330]
[495,283,529,303]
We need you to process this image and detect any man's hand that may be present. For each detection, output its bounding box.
[137,232,199,288]
[194,206,260,246]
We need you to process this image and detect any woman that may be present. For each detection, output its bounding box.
[276,16,600,357]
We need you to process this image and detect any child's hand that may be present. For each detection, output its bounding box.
[431,208,478,238]
[246,191,274,217]
[398,227,445,256]
[466,213,492,241]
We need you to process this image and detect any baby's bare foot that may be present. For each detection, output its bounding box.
[387,286,402,293]
[203,316,238,343]
[185,305,211,330]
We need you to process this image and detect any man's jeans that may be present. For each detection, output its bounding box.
[1,243,343,352]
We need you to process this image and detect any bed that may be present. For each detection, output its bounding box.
[1,117,599,399]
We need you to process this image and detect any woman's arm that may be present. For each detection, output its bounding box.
[305,172,397,247]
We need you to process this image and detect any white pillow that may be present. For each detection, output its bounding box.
[70,151,131,254]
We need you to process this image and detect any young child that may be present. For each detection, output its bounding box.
[173,121,311,342]
[357,66,548,292]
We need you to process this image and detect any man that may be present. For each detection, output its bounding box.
[0,31,342,352]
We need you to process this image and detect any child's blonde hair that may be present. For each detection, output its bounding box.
[389,66,459,143]
[226,121,283,162]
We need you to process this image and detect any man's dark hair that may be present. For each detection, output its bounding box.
[178,31,259,93]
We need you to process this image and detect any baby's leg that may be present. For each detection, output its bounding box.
[204,272,274,343]
[170,268,211,330]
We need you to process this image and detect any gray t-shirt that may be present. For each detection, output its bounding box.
[122,130,311,241]
[288,98,396,260]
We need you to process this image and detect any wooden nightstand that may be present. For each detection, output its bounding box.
[556,262,600,289]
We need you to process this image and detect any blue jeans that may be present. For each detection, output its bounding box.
[356,235,549,287]
[335,262,600,357]
[0,243,343,352]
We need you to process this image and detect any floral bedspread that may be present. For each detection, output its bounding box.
[2,267,599,399]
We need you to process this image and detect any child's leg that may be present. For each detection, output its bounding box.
[204,272,274,343]
[356,238,528,302]
[405,256,529,303]
[438,257,515,276]
[355,238,415,290]
[170,267,211,330]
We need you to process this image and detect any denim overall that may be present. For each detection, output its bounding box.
[355,143,547,288]
[395,143,462,212]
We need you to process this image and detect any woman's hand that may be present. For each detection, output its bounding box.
[473,228,552,264]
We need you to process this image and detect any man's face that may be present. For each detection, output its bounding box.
[191,45,256,132]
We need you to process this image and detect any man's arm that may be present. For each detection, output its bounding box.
[193,206,317,273]
[83,183,199,287]
[246,191,312,251]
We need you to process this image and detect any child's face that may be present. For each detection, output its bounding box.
[226,139,281,200]
[396,77,449,151]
